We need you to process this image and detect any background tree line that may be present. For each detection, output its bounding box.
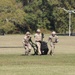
[0,0,75,34]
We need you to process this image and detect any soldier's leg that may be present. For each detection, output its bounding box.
[23,43,30,55]
[50,43,55,55]
[48,44,51,55]
[24,46,29,55]
[36,42,41,55]
[50,43,54,55]
[27,43,31,55]
[23,44,27,55]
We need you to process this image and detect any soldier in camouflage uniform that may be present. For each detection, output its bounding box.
[48,31,58,55]
[34,29,42,55]
[22,32,31,55]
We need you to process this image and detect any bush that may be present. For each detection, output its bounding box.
[0,29,5,35]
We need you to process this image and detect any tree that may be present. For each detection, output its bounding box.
[57,0,75,33]
[0,0,26,34]
[0,0,75,34]
[24,0,50,32]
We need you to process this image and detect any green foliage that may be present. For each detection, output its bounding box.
[2,22,16,34]
[0,0,75,34]
[0,0,26,34]
[24,0,50,32]
[48,0,75,33]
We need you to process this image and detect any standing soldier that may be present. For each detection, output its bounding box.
[22,31,31,55]
[34,29,42,55]
[48,31,58,55]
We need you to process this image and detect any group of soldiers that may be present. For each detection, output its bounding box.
[22,29,58,56]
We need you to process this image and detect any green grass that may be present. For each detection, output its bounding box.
[0,35,75,75]
[0,54,75,75]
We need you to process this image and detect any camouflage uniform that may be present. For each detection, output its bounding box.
[34,29,42,55]
[22,32,31,55]
[48,31,58,55]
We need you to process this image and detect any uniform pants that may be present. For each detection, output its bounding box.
[23,43,31,55]
[35,42,41,55]
[49,42,55,54]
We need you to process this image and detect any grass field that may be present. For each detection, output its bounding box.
[0,34,75,75]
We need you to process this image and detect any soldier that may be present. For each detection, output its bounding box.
[48,31,58,55]
[22,31,31,55]
[34,29,42,55]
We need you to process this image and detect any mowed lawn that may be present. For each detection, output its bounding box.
[0,34,75,75]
